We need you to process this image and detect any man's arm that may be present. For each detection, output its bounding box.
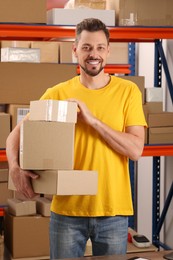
[71,99,145,161]
[6,116,39,198]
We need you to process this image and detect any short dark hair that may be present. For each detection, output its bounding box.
[75,18,110,44]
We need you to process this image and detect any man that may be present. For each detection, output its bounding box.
[6,18,147,259]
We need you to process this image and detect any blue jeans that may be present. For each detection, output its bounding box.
[49,212,128,259]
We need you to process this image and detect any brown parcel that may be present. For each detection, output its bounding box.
[0,0,46,24]
[20,120,75,170]
[30,99,77,123]
[4,212,50,259]
[7,198,36,217]
[8,170,98,196]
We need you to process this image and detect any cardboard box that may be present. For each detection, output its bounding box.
[75,0,106,9]
[7,104,30,130]
[35,197,51,217]
[4,212,50,258]
[34,170,98,195]
[1,47,40,63]
[0,63,77,104]
[0,182,13,205]
[145,87,163,102]
[143,102,163,123]
[8,170,98,195]
[0,113,10,149]
[0,0,46,24]
[107,42,128,64]
[148,112,173,127]
[31,41,59,63]
[47,8,115,26]
[59,41,77,64]
[118,0,173,26]
[120,76,145,104]
[7,198,36,216]
[149,127,173,144]
[20,120,75,170]
[30,100,77,123]
[1,40,31,48]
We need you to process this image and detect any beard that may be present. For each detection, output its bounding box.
[79,60,105,77]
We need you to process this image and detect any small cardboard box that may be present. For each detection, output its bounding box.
[20,120,75,170]
[8,170,98,195]
[0,0,46,24]
[0,113,10,149]
[1,40,31,48]
[47,8,115,26]
[1,47,40,63]
[149,127,173,144]
[148,112,173,127]
[35,197,51,217]
[7,104,30,130]
[30,100,77,123]
[31,41,59,63]
[4,212,50,259]
[7,198,36,216]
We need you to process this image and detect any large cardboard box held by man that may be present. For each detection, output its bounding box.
[20,121,75,170]
[8,170,98,196]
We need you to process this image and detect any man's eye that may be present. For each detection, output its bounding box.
[98,46,105,51]
[82,46,90,51]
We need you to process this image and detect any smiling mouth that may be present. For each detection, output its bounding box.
[86,60,101,65]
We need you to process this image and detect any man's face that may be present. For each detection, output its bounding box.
[73,30,110,77]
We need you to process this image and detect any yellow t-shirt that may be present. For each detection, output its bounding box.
[40,75,147,217]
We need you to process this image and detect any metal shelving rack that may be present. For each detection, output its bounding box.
[0,24,173,249]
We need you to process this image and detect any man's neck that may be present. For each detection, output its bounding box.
[79,72,111,90]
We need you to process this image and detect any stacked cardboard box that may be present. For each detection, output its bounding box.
[142,86,173,144]
[8,100,98,195]
[4,211,50,259]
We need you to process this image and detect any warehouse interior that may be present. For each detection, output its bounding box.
[0,0,173,259]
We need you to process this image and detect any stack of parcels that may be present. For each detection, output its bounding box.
[4,197,51,259]
[8,99,98,195]
[143,87,173,144]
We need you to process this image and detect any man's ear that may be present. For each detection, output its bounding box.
[72,42,78,58]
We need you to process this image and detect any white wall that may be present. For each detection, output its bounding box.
[136,41,173,248]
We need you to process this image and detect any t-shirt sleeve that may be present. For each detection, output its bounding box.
[124,83,147,127]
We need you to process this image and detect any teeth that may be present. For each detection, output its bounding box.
[88,60,99,65]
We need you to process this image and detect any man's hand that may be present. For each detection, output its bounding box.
[9,166,39,198]
[68,98,96,126]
